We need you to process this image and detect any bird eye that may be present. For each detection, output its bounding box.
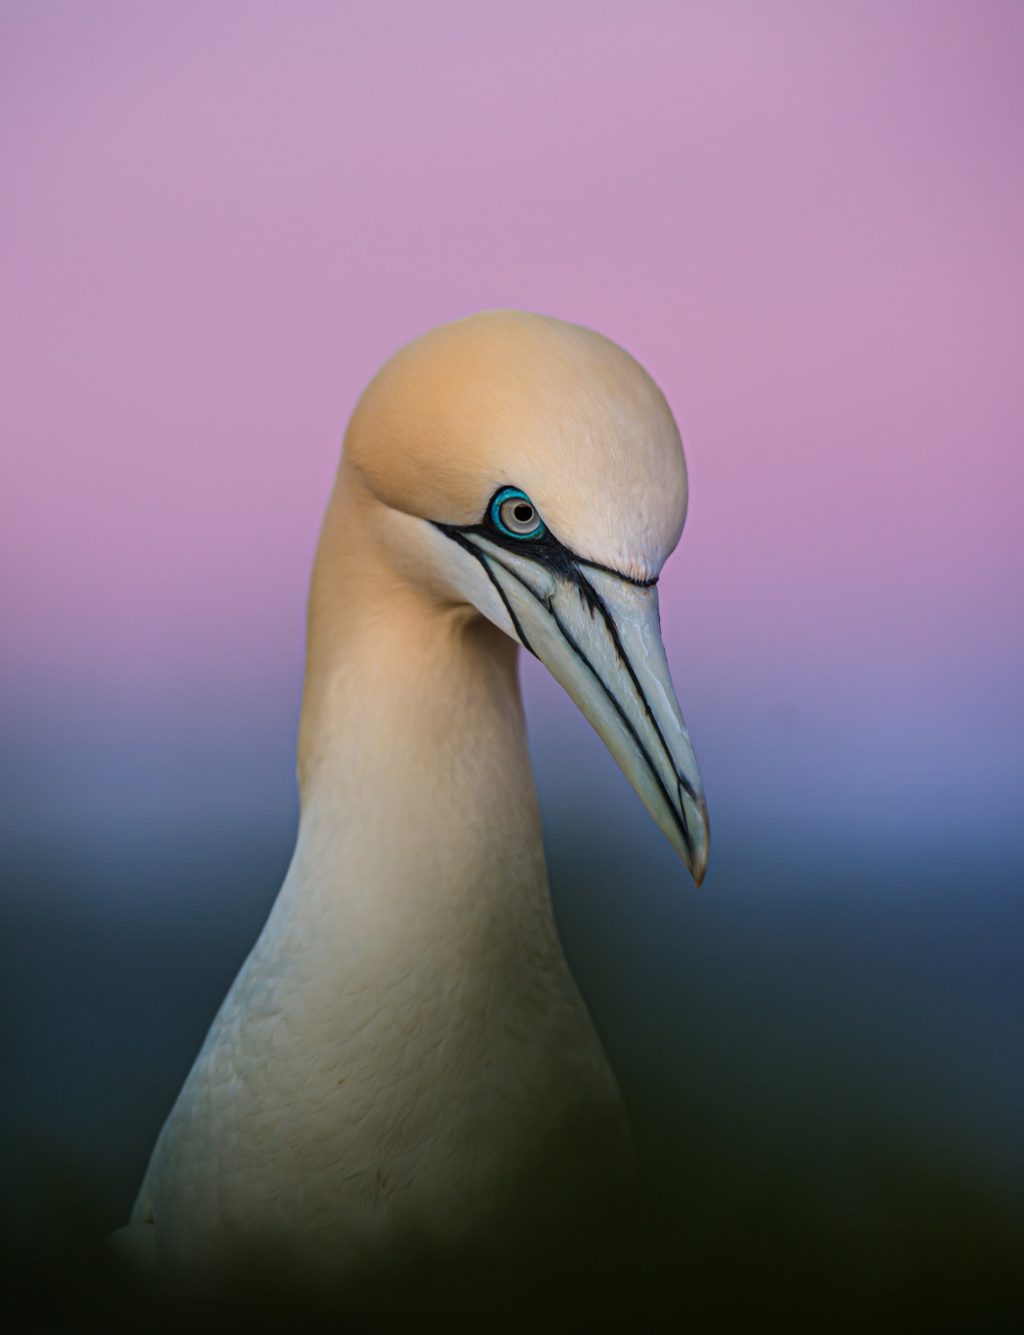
[491,487,546,540]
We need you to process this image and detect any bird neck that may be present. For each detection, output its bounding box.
[289,464,553,957]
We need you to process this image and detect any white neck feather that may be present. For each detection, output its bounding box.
[288,466,561,980]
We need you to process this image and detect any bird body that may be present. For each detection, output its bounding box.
[128,311,707,1281]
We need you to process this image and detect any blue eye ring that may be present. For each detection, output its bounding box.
[490,487,546,540]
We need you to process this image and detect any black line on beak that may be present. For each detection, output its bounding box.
[439,527,536,657]
[482,552,696,865]
[570,569,702,808]
[575,557,659,589]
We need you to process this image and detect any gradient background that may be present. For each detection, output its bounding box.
[2,0,1022,1326]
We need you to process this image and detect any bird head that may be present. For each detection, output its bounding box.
[340,310,709,885]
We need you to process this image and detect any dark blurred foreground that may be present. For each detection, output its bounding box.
[2,815,1022,1331]
[3,1140,1022,1334]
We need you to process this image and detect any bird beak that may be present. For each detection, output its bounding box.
[458,533,709,885]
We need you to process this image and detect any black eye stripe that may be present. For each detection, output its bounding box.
[431,485,659,590]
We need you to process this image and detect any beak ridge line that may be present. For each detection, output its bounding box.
[482,549,698,868]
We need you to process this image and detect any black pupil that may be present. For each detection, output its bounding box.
[513,503,533,524]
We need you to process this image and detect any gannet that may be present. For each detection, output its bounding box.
[124,310,709,1284]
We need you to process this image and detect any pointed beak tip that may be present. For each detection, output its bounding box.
[686,801,710,888]
[688,846,709,888]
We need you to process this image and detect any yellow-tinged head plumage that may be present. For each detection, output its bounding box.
[344,309,688,584]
